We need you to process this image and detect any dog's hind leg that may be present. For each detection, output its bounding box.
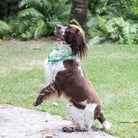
[97,112,111,129]
[33,82,58,106]
[94,105,111,129]
[63,104,87,133]
[63,103,97,133]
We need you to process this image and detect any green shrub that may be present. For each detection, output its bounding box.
[0,0,137,44]
[10,0,71,39]
[0,20,10,39]
[87,0,138,44]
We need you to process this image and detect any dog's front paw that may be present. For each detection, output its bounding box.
[62,127,75,133]
[32,101,40,106]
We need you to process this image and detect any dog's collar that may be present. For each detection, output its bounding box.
[47,42,76,64]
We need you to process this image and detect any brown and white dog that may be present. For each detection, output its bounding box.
[33,24,111,132]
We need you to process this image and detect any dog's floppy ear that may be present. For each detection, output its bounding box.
[71,31,88,58]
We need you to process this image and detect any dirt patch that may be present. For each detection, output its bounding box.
[2,37,61,45]
[0,104,118,138]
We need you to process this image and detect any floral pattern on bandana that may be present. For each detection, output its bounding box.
[48,43,76,64]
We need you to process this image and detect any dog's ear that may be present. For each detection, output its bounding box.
[71,31,88,58]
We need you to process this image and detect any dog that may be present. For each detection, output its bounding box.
[33,24,111,132]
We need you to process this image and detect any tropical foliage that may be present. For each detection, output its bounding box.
[87,0,138,44]
[0,20,10,39]
[10,0,71,39]
[0,0,138,44]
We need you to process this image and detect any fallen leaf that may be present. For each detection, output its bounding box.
[42,133,56,138]
[123,105,126,108]
[23,98,27,101]
[33,47,40,50]
[113,92,118,94]
[52,102,58,107]
[0,106,6,109]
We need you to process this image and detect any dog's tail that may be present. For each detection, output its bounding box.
[97,112,111,129]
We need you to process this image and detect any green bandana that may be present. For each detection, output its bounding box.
[48,43,76,64]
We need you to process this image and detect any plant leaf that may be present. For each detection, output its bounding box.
[18,7,45,19]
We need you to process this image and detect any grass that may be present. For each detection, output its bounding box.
[0,40,137,138]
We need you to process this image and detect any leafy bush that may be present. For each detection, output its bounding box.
[0,20,10,39]
[119,0,138,20]
[87,0,138,44]
[10,0,71,39]
[87,16,138,44]
[0,0,137,44]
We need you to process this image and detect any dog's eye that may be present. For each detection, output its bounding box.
[65,30,70,35]
[66,28,72,33]
[66,30,70,33]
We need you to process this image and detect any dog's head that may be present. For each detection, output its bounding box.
[54,24,87,58]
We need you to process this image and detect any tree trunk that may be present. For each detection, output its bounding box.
[69,0,88,33]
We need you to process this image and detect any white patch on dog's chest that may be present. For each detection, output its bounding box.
[44,59,65,84]
[76,59,84,77]
[44,58,84,86]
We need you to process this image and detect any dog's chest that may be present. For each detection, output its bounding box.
[45,59,65,83]
[45,58,83,85]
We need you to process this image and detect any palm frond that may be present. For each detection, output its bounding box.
[19,0,51,15]
[22,31,32,39]
[34,20,46,39]
[19,0,41,8]
[0,20,10,38]
[0,20,10,32]
[70,19,83,30]
[122,23,137,44]
[105,17,126,33]
[18,19,32,33]
[18,7,45,19]
[97,16,107,30]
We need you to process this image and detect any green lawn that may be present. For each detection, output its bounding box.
[0,40,137,138]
